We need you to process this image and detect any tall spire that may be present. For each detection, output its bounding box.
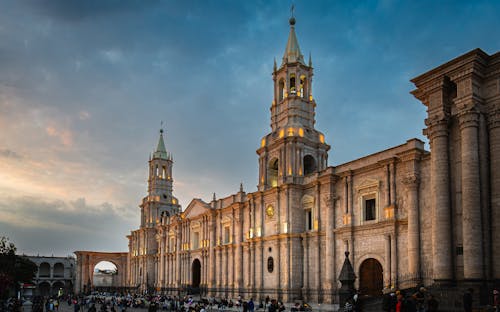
[282,8,305,66]
[153,128,168,159]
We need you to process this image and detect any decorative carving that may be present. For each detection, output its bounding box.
[488,108,500,130]
[458,108,480,130]
[423,117,449,139]
[402,173,420,186]
[323,194,338,206]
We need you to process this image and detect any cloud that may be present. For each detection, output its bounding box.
[45,124,73,147]
[78,110,91,120]
[0,194,137,255]
[0,149,23,160]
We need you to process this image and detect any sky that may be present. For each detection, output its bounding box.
[1,0,500,257]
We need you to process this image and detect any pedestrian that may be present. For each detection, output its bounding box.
[248,298,255,312]
[427,294,439,312]
[493,289,499,312]
[463,288,473,312]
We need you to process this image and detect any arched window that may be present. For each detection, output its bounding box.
[39,262,50,277]
[268,158,279,187]
[289,74,296,95]
[300,75,307,98]
[278,79,285,102]
[303,155,317,175]
[155,165,159,177]
[162,166,166,179]
[53,262,64,277]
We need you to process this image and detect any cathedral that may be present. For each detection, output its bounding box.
[76,16,500,305]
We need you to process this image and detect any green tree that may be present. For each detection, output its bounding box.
[0,237,37,299]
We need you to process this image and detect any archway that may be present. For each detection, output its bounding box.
[359,258,383,296]
[303,155,316,175]
[52,281,65,296]
[39,262,50,277]
[93,261,118,288]
[74,251,128,294]
[192,259,201,290]
[38,282,50,297]
[53,262,64,278]
[268,158,279,187]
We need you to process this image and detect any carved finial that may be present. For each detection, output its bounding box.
[212,192,216,201]
[345,251,350,258]
[289,3,296,25]
[240,182,244,193]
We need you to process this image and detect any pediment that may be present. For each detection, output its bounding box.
[183,198,211,219]
[355,178,380,193]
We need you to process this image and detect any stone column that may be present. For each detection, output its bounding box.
[459,109,484,279]
[390,234,397,288]
[384,235,391,289]
[209,215,216,289]
[402,172,420,282]
[324,195,337,291]
[489,108,500,279]
[425,118,453,281]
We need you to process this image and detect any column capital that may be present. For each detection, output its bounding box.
[458,108,480,130]
[323,194,339,207]
[488,108,500,130]
[423,117,449,139]
[401,173,420,190]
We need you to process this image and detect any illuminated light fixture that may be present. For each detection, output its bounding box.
[299,168,303,176]
[288,127,294,136]
[314,219,319,230]
[288,167,292,175]
[283,222,288,233]
[249,228,254,239]
[309,95,313,101]
[261,138,266,147]
[256,227,262,237]
[279,129,285,138]
[319,134,325,143]
[299,128,304,137]
[272,100,276,106]
[284,91,288,98]
[297,91,301,97]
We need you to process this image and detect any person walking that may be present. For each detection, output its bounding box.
[463,288,473,312]
[493,289,499,312]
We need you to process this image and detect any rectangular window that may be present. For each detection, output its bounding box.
[305,209,313,231]
[224,226,230,244]
[193,232,200,249]
[365,198,376,221]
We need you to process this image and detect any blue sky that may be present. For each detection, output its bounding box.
[1,0,499,256]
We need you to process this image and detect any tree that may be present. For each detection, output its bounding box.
[0,237,37,299]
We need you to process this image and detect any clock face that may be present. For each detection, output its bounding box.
[266,205,274,217]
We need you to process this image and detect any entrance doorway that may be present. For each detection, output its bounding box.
[192,259,201,289]
[359,258,383,296]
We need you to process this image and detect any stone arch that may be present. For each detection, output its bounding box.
[74,251,128,294]
[191,258,202,290]
[53,262,64,278]
[39,262,50,277]
[39,281,51,297]
[52,281,65,296]
[303,154,316,175]
[358,257,384,297]
[267,158,279,188]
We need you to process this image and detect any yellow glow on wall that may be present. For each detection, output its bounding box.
[261,138,266,147]
[314,219,319,230]
[297,91,301,97]
[299,168,303,175]
[319,134,325,143]
[299,128,304,137]
[279,129,285,138]
[288,167,292,175]
[288,127,294,136]
[284,92,288,98]
[272,100,276,106]
[256,227,262,237]
[309,95,313,101]
[172,198,177,204]
[249,228,254,239]
[283,222,288,233]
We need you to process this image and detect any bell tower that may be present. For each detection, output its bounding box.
[257,16,330,191]
[140,128,180,228]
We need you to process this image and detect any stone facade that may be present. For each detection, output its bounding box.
[28,256,75,296]
[122,18,500,305]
